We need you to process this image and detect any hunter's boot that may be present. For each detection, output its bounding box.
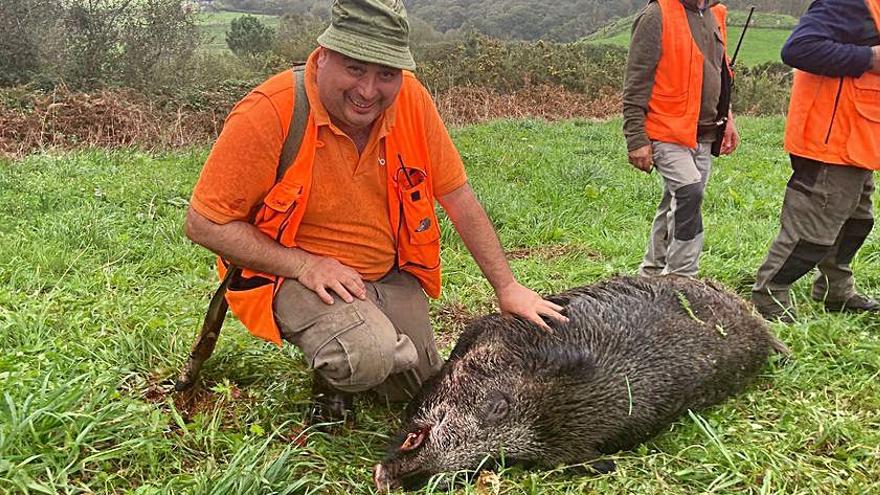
[309,372,356,430]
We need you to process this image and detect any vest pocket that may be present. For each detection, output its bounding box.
[263,181,303,212]
[846,74,880,167]
[221,265,283,345]
[399,179,440,245]
[851,73,880,122]
[258,181,303,246]
[650,90,690,117]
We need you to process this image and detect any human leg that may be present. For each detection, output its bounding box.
[368,269,443,403]
[274,276,420,422]
[639,185,673,277]
[648,141,710,277]
[752,156,858,320]
[812,169,878,311]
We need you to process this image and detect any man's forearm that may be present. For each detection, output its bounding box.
[185,207,313,279]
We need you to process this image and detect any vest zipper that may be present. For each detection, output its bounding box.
[824,77,845,144]
[394,199,404,268]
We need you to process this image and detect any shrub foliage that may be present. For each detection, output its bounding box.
[0,0,200,90]
[226,15,277,58]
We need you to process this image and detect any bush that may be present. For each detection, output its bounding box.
[0,0,200,91]
[273,13,325,63]
[0,0,63,87]
[416,34,627,95]
[226,15,276,58]
[733,62,793,115]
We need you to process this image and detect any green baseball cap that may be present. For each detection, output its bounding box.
[317,0,416,71]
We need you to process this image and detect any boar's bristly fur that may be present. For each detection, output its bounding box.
[375,276,786,491]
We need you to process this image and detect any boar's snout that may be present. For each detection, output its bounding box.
[373,464,391,492]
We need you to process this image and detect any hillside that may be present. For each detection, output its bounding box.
[203,0,811,42]
[583,10,799,67]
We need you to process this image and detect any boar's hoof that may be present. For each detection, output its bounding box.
[589,459,617,474]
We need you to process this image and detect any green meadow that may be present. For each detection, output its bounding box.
[2,117,879,493]
[197,11,281,53]
[584,10,796,66]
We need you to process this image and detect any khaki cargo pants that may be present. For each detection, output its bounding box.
[753,155,874,306]
[273,269,442,402]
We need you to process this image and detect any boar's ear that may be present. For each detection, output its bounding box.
[399,427,430,453]
[532,345,596,381]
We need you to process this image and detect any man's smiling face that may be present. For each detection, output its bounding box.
[315,47,403,137]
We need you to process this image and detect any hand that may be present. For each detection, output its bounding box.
[627,144,654,173]
[870,45,880,74]
[296,255,367,305]
[719,114,739,155]
[496,282,568,331]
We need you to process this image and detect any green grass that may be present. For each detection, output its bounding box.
[2,117,880,493]
[584,10,796,66]
[197,11,280,53]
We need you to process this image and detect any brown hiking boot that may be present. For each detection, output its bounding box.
[823,293,880,313]
[309,372,356,430]
[752,291,797,324]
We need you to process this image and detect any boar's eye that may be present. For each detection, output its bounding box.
[485,391,510,422]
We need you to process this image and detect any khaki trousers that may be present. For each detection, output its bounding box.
[753,155,874,305]
[273,269,442,402]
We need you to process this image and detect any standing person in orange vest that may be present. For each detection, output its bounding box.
[623,0,739,278]
[184,0,566,426]
[752,0,880,322]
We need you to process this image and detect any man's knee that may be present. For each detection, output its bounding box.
[310,307,419,393]
[771,238,832,285]
[673,182,705,241]
[835,218,873,264]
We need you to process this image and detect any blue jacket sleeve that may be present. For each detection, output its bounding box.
[780,0,875,77]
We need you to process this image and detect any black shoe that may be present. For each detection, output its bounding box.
[309,373,356,429]
[755,303,797,324]
[824,293,880,313]
[752,292,797,324]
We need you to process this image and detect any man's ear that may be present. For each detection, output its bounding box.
[316,46,329,67]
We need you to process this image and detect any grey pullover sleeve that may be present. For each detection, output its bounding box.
[623,3,662,152]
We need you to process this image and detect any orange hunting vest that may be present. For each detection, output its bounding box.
[218,74,442,345]
[645,0,729,148]
[784,0,880,169]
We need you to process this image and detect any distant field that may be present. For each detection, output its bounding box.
[197,10,280,53]
[584,10,796,66]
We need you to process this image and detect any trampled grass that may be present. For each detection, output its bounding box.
[2,117,880,494]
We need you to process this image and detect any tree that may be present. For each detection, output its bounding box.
[226,15,276,58]
[1,0,201,90]
[0,0,63,86]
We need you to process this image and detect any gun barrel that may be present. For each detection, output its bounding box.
[730,6,756,67]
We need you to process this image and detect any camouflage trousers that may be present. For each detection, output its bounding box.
[752,155,875,305]
[273,269,442,402]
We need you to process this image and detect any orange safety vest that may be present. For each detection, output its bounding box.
[645,0,729,149]
[784,0,880,170]
[218,72,443,345]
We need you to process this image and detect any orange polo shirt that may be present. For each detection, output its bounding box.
[191,51,467,281]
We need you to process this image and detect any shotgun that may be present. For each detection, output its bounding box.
[712,6,755,157]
